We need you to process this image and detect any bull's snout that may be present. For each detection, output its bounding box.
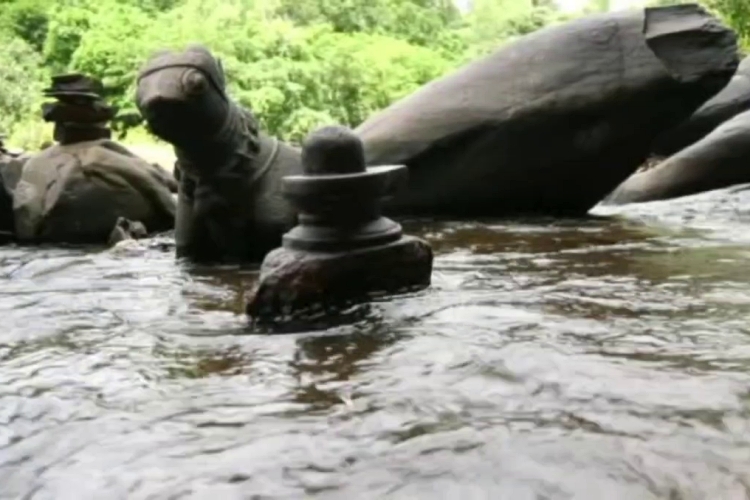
[135,89,193,144]
[137,69,207,109]
[136,80,189,139]
[135,67,224,147]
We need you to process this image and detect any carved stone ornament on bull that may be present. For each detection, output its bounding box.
[41,73,117,145]
[245,125,434,330]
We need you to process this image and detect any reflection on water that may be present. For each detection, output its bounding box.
[3,188,750,498]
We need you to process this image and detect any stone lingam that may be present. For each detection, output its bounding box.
[245,125,434,327]
[9,73,176,246]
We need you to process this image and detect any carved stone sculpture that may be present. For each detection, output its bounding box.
[245,126,433,328]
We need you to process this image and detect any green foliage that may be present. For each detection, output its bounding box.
[43,5,94,72]
[0,35,48,138]
[224,28,454,141]
[0,0,49,51]
[274,0,464,51]
[2,0,746,151]
[698,0,750,50]
[461,0,571,58]
[646,0,750,52]
[2,0,470,146]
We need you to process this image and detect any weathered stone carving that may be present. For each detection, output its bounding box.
[11,74,177,245]
[245,126,433,328]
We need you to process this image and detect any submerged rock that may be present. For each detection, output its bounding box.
[0,149,28,243]
[651,55,750,158]
[108,216,148,246]
[605,109,750,205]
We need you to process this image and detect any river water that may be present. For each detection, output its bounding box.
[2,186,750,499]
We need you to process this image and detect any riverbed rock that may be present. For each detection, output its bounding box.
[604,108,750,205]
[246,236,433,324]
[357,4,738,216]
[149,161,178,193]
[651,55,750,158]
[107,216,148,246]
[0,152,28,243]
[12,139,176,244]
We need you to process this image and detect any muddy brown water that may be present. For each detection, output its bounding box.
[3,186,750,499]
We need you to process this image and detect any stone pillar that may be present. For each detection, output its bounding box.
[41,73,116,145]
[246,125,433,327]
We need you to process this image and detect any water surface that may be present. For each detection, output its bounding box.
[3,186,750,499]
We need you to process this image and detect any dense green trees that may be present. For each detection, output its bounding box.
[0,0,747,148]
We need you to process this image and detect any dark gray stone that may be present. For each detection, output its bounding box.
[245,236,433,324]
[0,152,27,243]
[358,4,738,217]
[651,55,750,157]
[108,216,148,246]
[13,140,176,244]
[604,108,750,204]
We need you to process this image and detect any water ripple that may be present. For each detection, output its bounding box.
[3,188,750,498]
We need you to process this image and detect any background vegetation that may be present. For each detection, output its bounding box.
[0,0,747,151]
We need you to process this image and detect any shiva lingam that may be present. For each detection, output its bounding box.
[42,73,117,145]
[246,125,433,325]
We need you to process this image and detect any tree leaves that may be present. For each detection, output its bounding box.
[3,0,745,149]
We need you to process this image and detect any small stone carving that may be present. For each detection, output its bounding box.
[108,216,148,246]
[246,126,433,328]
[10,74,177,245]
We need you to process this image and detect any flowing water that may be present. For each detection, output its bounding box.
[3,186,750,499]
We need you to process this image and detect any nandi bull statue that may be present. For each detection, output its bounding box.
[135,4,738,265]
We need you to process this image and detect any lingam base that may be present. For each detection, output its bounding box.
[246,235,433,325]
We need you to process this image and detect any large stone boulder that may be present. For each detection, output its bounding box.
[604,108,750,205]
[12,139,176,244]
[356,4,739,217]
[651,55,750,157]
